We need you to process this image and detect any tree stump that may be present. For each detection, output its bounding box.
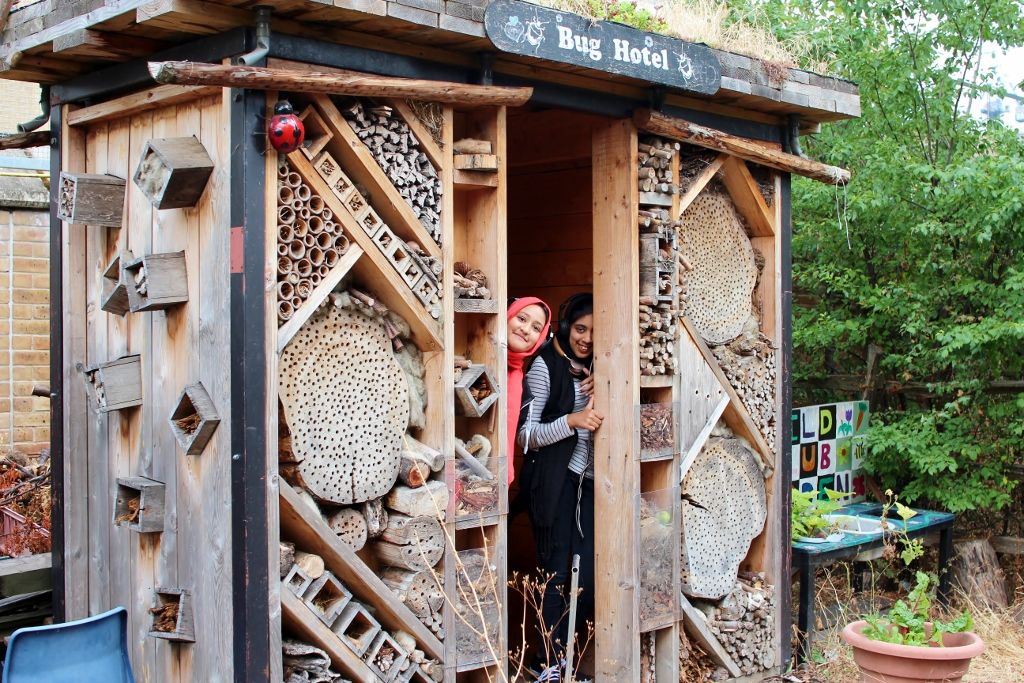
[950,539,1008,610]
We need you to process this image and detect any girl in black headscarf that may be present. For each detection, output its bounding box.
[517,293,603,677]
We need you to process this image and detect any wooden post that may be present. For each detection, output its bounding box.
[592,118,640,682]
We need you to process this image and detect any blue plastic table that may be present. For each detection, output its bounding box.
[791,502,955,662]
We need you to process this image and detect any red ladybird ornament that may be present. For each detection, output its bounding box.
[268,100,305,154]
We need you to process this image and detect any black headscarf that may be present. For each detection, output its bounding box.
[554,293,593,364]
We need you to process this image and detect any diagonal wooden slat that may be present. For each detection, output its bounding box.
[680,593,742,678]
[277,244,362,354]
[280,589,380,683]
[720,155,775,237]
[677,154,725,215]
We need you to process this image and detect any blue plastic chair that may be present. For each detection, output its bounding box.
[2,606,134,682]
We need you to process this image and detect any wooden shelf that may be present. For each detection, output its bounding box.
[288,151,443,352]
[312,94,442,261]
[281,589,380,683]
[455,658,499,674]
[638,191,673,207]
[640,374,674,388]
[454,514,501,531]
[453,170,498,190]
[277,245,363,354]
[453,298,498,314]
[280,484,444,661]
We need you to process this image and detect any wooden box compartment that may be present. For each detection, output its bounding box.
[332,601,382,658]
[365,630,409,683]
[454,455,503,524]
[57,172,126,227]
[299,105,334,160]
[638,488,679,632]
[282,563,314,598]
[302,571,352,628]
[637,401,677,461]
[453,548,500,668]
[100,251,132,316]
[169,382,221,455]
[113,476,165,533]
[132,136,214,209]
[124,251,189,312]
[639,228,676,304]
[149,588,195,642]
[453,363,498,418]
[81,354,143,413]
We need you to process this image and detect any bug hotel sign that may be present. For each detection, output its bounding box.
[484,0,721,96]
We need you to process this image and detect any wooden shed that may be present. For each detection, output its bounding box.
[1,1,857,681]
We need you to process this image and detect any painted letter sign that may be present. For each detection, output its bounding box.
[484,0,721,95]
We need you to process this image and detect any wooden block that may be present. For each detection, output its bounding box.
[371,220,397,249]
[333,601,382,657]
[452,138,492,155]
[365,630,409,683]
[453,363,498,418]
[132,136,213,209]
[283,563,314,598]
[124,251,188,311]
[169,381,221,455]
[453,298,498,314]
[100,251,132,316]
[387,239,415,277]
[298,105,334,160]
[149,588,195,643]
[345,190,368,217]
[399,254,424,288]
[302,572,353,628]
[453,153,498,172]
[383,481,448,519]
[113,476,165,533]
[57,172,125,227]
[413,275,438,308]
[80,354,142,413]
[638,191,673,207]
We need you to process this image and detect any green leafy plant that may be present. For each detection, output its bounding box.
[861,572,973,646]
[879,489,924,565]
[791,488,849,540]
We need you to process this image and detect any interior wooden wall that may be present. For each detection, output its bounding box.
[60,93,233,682]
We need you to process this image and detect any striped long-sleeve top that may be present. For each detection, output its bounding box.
[516,355,593,478]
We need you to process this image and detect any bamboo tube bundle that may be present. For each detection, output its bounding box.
[277,159,359,324]
[339,99,443,245]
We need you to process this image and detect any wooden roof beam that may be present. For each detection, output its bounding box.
[634,108,851,186]
[53,28,168,60]
[147,61,533,106]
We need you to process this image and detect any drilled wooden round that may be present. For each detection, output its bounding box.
[680,435,766,599]
[279,305,410,504]
[679,192,757,344]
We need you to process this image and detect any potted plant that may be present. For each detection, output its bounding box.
[841,572,984,683]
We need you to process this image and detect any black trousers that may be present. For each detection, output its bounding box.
[532,472,595,663]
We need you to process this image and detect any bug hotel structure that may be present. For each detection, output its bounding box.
[0,0,858,681]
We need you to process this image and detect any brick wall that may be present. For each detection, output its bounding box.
[0,206,50,456]
[0,80,44,134]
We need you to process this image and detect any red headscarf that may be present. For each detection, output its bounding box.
[506,297,551,484]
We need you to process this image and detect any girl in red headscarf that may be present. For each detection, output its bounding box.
[506,297,551,484]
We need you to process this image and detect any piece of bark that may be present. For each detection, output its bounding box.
[279,542,296,578]
[361,498,389,539]
[453,138,491,154]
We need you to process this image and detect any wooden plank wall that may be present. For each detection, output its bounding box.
[60,93,233,682]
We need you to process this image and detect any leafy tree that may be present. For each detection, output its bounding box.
[743,0,1024,511]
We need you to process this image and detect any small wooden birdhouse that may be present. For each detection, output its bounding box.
[113,476,165,533]
[100,251,133,316]
[454,363,499,418]
[124,251,189,312]
[57,172,126,227]
[169,382,221,455]
[133,137,214,209]
[149,588,195,643]
[81,354,142,413]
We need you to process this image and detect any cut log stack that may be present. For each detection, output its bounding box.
[310,150,443,320]
[639,297,677,376]
[340,99,443,245]
[276,159,353,324]
[638,136,679,377]
[710,332,777,454]
[699,575,776,678]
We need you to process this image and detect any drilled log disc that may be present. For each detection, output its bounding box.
[279,305,409,504]
[679,192,757,345]
[681,434,766,599]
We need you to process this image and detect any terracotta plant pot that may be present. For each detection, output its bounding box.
[841,620,985,683]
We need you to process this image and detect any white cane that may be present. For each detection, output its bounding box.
[564,554,581,682]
